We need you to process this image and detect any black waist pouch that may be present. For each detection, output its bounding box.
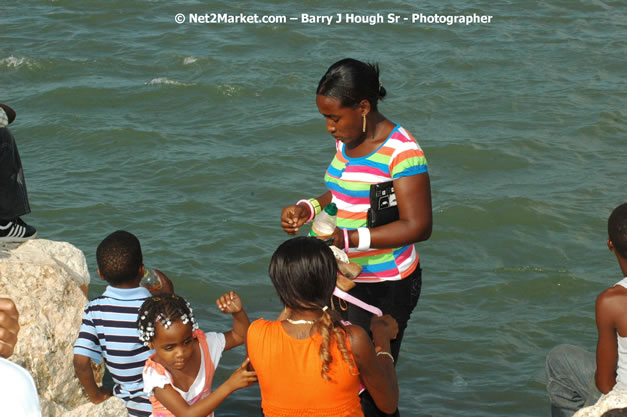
[366,181,399,228]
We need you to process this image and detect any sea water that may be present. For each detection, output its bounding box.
[2,0,625,415]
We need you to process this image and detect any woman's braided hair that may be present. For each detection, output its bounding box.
[137,293,198,345]
[270,237,357,380]
[312,307,357,381]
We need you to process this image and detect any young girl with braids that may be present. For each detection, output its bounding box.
[137,292,256,417]
[247,236,400,417]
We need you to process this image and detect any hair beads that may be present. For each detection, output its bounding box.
[137,294,199,346]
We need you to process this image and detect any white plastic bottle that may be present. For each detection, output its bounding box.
[309,203,338,239]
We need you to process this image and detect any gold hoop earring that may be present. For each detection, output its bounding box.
[362,115,367,133]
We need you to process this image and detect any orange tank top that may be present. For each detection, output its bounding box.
[247,319,364,417]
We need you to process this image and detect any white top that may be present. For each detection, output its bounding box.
[573,277,627,416]
[614,277,627,391]
[0,107,8,127]
[0,358,42,417]
[143,332,225,401]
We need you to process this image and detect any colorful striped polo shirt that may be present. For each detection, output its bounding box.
[324,124,428,282]
[73,286,153,417]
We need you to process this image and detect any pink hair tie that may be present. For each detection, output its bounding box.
[296,199,315,223]
[342,228,350,253]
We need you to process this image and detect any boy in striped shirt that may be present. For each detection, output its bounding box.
[73,230,172,417]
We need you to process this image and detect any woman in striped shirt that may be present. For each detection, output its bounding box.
[281,58,432,417]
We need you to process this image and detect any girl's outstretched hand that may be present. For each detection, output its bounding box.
[225,358,257,391]
[216,291,243,314]
[281,204,310,235]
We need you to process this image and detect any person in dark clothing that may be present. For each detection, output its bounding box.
[0,103,36,242]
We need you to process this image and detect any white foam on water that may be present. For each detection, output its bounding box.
[146,77,194,87]
[183,57,198,65]
[0,56,31,68]
[452,374,468,387]
[218,84,241,97]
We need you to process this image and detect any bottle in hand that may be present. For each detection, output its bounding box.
[309,203,338,239]
[140,268,162,291]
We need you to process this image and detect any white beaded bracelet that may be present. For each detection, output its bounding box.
[357,227,371,251]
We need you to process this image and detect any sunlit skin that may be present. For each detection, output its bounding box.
[594,237,627,393]
[281,95,432,250]
[315,94,395,155]
[259,310,401,413]
[142,292,256,417]
[147,290,249,384]
[316,94,366,149]
[74,264,175,406]
[0,298,19,359]
[149,320,201,391]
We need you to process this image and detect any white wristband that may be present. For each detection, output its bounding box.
[357,227,371,251]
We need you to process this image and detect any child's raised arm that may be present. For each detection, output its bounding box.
[153,358,256,417]
[216,291,250,351]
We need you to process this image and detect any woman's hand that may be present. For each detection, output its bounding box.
[331,227,346,249]
[371,314,399,344]
[281,204,311,235]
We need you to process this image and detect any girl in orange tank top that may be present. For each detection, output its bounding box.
[247,237,402,417]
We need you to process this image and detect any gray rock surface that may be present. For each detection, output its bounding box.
[0,239,127,417]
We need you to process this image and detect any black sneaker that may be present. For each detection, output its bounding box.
[0,218,37,242]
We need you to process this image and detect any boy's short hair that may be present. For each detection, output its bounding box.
[609,203,627,259]
[96,230,143,285]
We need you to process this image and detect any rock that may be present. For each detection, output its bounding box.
[61,396,127,417]
[0,239,111,417]
[573,389,627,416]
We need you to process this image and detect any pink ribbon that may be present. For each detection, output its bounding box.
[333,287,382,317]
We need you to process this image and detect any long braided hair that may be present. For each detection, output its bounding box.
[137,293,199,346]
[269,237,357,380]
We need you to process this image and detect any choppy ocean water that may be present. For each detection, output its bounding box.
[2,0,626,415]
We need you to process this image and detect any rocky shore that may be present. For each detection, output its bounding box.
[0,239,127,416]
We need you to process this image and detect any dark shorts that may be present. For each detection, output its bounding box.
[340,264,422,361]
[337,265,422,417]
